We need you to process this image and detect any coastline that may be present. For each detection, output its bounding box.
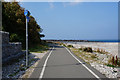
[64,41,118,57]
[62,41,119,78]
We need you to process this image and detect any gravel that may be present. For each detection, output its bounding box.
[64,42,119,78]
[2,51,48,79]
[90,62,118,78]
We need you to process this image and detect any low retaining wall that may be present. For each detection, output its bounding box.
[1,31,9,44]
[1,31,24,64]
[2,43,22,59]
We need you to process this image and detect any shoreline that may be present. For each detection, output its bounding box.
[45,40,120,43]
[63,42,118,57]
[62,43,119,78]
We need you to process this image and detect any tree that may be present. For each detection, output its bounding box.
[2,2,44,48]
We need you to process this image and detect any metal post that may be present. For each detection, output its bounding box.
[26,18,28,67]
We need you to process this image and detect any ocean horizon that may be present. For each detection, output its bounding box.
[88,40,119,42]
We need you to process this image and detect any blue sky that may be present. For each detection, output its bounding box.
[20,2,118,40]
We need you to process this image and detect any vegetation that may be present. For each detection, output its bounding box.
[29,42,49,53]
[63,43,119,68]
[67,45,74,48]
[108,56,120,67]
[2,2,45,49]
[70,47,97,64]
[94,48,108,54]
[79,47,93,53]
[107,64,116,68]
[59,42,66,47]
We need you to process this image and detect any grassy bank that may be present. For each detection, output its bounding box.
[29,42,50,53]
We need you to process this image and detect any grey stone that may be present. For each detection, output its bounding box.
[1,31,23,64]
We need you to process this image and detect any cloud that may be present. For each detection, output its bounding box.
[63,0,82,7]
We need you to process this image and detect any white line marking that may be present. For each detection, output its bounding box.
[39,47,54,79]
[65,47,100,79]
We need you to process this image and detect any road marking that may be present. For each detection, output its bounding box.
[39,47,54,79]
[65,47,100,79]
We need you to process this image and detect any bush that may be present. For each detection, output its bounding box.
[67,45,73,48]
[79,48,83,50]
[83,47,93,53]
[95,48,106,54]
[10,33,19,42]
[107,64,115,67]
[96,48,100,53]
[63,44,66,47]
[108,56,120,67]
[91,54,97,58]
[118,58,120,66]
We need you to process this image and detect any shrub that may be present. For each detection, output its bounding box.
[96,48,100,53]
[91,54,97,58]
[67,45,73,48]
[118,58,120,66]
[95,48,107,54]
[63,44,66,47]
[10,33,19,42]
[79,48,83,50]
[112,56,114,65]
[108,56,120,66]
[115,56,118,65]
[107,64,115,67]
[83,47,93,53]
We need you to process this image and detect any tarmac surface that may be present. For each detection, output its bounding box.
[30,45,109,80]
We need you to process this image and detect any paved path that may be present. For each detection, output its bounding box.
[30,45,108,79]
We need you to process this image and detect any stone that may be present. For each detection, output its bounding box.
[1,31,23,64]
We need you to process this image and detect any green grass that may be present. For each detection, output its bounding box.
[29,44,49,53]
[107,64,116,68]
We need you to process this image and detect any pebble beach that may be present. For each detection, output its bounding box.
[64,42,119,78]
[65,42,118,56]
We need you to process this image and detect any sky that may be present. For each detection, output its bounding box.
[4,0,120,2]
[20,2,118,40]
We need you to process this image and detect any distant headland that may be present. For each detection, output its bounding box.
[44,39,119,42]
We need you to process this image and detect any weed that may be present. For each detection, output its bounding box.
[107,56,120,67]
[91,54,97,59]
[94,48,107,54]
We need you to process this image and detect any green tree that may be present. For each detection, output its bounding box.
[2,2,44,48]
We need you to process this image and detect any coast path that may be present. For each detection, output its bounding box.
[29,45,107,79]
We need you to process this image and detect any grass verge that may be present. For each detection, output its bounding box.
[29,43,49,53]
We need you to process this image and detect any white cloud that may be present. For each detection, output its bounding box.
[62,0,83,7]
[63,2,81,7]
